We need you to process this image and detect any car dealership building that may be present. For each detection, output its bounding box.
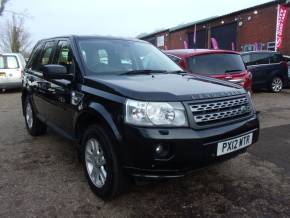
[139,0,290,55]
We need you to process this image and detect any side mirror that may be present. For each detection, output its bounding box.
[41,64,73,80]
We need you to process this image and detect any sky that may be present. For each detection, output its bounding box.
[1,0,271,45]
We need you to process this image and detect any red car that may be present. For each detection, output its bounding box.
[165,49,252,91]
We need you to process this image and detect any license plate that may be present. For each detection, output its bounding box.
[217,133,253,156]
[0,72,5,78]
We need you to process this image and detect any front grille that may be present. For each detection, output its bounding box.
[189,95,252,126]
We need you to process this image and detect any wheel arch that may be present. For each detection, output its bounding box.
[74,102,122,144]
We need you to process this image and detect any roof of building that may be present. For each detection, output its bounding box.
[137,29,169,39]
[139,0,285,39]
[169,17,218,32]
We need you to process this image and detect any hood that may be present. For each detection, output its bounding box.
[83,73,246,101]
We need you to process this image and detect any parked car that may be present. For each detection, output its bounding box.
[241,51,288,92]
[22,36,259,200]
[0,53,26,92]
[164,49,252,91]
[283,55,290,84]
[288,63,290,83]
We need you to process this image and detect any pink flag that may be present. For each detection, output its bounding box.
[275,4,288,50]
[211,38,219,49]
[183,41,188,49]
[231,42,235,51]
[255,42,259,51]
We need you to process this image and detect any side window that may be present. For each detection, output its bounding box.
[250,53,270,65]
[41,42,55,65]
[28,42,43,70]
[0,56,4,69]
[256,54,270,65]
[270,54,282,63]
[167,54,181,64]
[55,40,75,73]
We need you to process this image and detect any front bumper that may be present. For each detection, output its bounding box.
[121,115,259,178]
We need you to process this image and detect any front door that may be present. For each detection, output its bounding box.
[45,39,80,136]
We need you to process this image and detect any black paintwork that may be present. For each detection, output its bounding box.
[241,51,288,90]
[22,36,259,178]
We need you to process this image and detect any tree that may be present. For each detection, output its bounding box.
[0,0,9,16]
[0,14,32,55]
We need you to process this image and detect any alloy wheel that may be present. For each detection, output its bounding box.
[272,77,283,92]
[85,138,107,188]
[26,102,33,129]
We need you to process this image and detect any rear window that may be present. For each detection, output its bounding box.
[0,57,4,69]
[188,53,246,75]
[0,55,19,69]
[7,56,19,68]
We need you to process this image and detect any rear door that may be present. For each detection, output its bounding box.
[269,53,288,83]
[26,40,57,121]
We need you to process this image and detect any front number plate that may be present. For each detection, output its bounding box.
[217,133,253,157]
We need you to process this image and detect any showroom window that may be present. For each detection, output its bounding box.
[267,42,275,51]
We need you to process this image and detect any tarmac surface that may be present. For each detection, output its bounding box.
[0,90,290,217]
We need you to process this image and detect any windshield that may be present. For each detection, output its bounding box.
[188,53,246,75]
[78,38,181,75]
[0,55,19,69]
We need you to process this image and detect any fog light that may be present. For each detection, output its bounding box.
[154,144,170,158]
[155,145,164,154]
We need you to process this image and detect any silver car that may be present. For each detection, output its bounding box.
[0,53,26,92]
[288,62,290,80]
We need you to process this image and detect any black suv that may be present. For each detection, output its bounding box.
[22,36,259,199]
[241,51,288,92]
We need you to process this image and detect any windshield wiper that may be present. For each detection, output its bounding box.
[120,70,166,75]
[167,70,189,75]
[225,69,244,73]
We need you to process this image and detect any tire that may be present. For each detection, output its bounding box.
[24,97,47,136]
[269,76,283,93]
[81,124,129,200]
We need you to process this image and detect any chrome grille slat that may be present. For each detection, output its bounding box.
[194,106,251,123]
[190,97,248,113]
[189,95,252,126]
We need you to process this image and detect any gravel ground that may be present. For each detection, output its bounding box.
[0,90,290,217]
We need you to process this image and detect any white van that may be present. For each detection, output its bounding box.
[0,53,26,91]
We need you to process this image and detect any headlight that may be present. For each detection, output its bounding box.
[125,99,188,127]
[247,91,256,113]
